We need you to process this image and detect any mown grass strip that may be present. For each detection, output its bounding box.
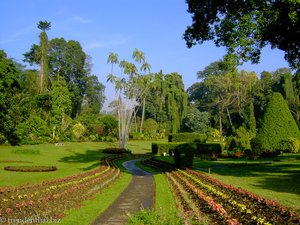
[53,173,132,225]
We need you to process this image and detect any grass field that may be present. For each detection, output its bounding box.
[1,141,300,217]
[0,141,153,187]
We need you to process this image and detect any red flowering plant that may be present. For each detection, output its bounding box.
[0,156,123,221]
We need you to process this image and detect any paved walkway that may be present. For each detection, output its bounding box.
[92,159,154,225]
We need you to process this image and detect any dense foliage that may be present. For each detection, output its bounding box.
[184,0,300,68]
[252,92,300,154]
[0,50,21,145]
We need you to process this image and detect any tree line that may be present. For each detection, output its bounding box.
[1,19,300,155]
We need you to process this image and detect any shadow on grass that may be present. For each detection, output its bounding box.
[197,160,300,196]
[59,149,108,171]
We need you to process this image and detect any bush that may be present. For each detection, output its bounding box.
[286,137,300,153]
[194,143,223,160]
[0,133,6,144]
[253,92,300,153]
[173,143,196,168]
[130,132,144,140]
[142,118,159,139]
[168,133,207,143]
[151,142,184,155]
[72,122,86,141]
[226,137,239,151]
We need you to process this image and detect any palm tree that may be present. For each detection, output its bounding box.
[37,20,51,31]
[37,20,51,92]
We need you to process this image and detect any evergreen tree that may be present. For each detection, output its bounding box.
[252,92,300,153]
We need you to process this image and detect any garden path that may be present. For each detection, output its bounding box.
[92,159,154,225]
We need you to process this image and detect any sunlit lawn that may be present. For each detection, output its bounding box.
[0,140,153,187]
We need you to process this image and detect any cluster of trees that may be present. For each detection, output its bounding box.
[1,5,300,155]
[187,61,300,154]
[106,50,188,148]
[0,22,189,147]
[0,21,111,145]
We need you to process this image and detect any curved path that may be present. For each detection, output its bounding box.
[92,159,154,225]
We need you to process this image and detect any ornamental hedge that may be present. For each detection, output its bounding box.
[252,92,300,154]
[168,133,207,143]
[151,142,184,155]
[195,143,223,155]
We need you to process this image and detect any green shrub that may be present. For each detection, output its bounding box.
[72,122,86,141]
[194,143,223,160]
[173,143,196,168]
[151,142,184,155]
[226,137,239,151]
[0,133,6,144]
[130,132,144,140]
[168,133,207,143]
[252,92,300,154]
[142,118,159,139]
[286,137,300,153]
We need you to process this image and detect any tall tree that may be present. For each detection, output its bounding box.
[24,37,89,117]
[165,72,188,133]
[82,75,105,114]
[184,0,300,68]
[143,71,188,133]
[0,50,21,145]
[49,78,72,140]
[107,49,151,149]
[37,20,51,92]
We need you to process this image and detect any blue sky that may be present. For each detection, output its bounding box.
[0,0,289,107]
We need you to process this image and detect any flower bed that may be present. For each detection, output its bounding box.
[166,169,300,224]
[4,166,57,172]
[143,159,300,224]
[0,156,123,222]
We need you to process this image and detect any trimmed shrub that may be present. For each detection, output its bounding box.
[194,143,223,160]
[168,133,207,143]
[152,142,184,155]
[286,137,300,153]
[173,143,196,168]
[252,92,300,154]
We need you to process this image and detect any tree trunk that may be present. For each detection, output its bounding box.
[219,107,223,137]
[226,107,233,130]
[139,98,146,133]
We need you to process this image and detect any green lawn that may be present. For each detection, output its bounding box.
[156,154,300,211]
[0,141,154,187]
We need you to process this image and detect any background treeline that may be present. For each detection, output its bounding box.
[1,22,300,156]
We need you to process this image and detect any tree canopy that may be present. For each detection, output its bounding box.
[184,0,300,68]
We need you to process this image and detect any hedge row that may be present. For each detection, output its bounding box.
[152,142,223,157]
[168,133,207,143]
[151,142,185,155]
[195,143,223,155]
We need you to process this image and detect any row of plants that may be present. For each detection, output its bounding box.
[0,156,123,222]
[165,168,300,224]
